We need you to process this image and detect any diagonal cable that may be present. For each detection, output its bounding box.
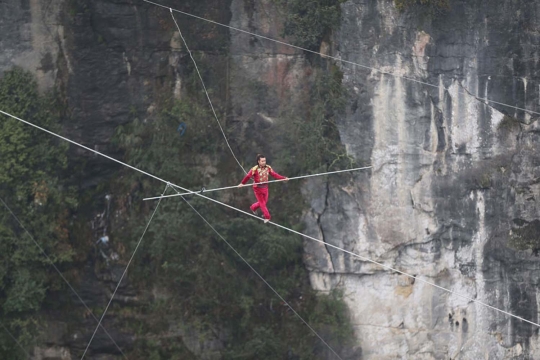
[0,319,32,360]
[170,9,248,175]
[3,109,539,330]
[142,0,540,117]
[166,182,540,329]
[80,183,169,359]
[0,197,128,359]
[169,186,344,360]
[0,110,166,184]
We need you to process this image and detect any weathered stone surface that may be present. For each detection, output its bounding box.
[0,0,66,91]
[298,0,540,358]
[171,321,228,360]
[33,346,72,360]
[229,0,313,168]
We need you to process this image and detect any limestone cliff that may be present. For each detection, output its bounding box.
[301,0,540,358]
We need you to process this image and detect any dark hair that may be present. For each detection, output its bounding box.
[256,154,266,165]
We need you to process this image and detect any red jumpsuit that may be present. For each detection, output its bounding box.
[241,165,286,220]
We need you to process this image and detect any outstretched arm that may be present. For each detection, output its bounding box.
[238,169,254,187]
[269,168,288,181]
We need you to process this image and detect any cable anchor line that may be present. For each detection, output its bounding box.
[161,12,343,357]
[0,108,341,358]
[143,0,540,117]
[80,184,169,359]
[0,319,32,359]
[0,197,128,359]
[151,10,343,359]
[143,166,372,201]
[169,8,248,176]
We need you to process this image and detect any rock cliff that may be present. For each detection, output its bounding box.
[302,0,540,358]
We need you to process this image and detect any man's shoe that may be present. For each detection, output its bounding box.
[264,219,269,224]
[251,209,258,215]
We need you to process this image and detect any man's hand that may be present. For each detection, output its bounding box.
[238,183,244,187]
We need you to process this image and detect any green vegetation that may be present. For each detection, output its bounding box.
[497,114,521,135]
[509,219,540,255]
[474,172,492,190]
[273,0,347,50]
[67,0,91,18]
[0,68,77,358]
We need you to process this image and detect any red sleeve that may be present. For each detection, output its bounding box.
[269,168,286,180]
[241,169,254,184]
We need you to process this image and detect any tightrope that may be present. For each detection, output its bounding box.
[143,166,372,200]
[166,181,540,329]
[2,109,539,329]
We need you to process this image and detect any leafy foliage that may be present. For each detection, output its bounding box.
[509,219,540,255]
[273,0,347,50]
[497,115,521,139]
[0,68,76,358]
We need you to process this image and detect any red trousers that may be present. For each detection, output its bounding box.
[250,186,271,220]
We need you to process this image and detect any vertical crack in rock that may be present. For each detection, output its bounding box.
[318,178,336,274]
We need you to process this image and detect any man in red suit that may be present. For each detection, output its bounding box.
[238,154,288,223]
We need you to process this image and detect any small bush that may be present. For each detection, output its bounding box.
[509,219,540,254]
[273,0,347,50]
[497,114,521,133]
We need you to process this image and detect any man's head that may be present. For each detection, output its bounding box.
[256,154,266,167]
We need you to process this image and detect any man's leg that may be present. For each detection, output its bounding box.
[257,188,271,221]
[250,188,263,213]
[250,201,261,212]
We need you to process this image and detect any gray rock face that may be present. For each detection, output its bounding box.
[0,0,66,91]
[299,0,540,358]
[229,0,313,168]
[60,0,177,185]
